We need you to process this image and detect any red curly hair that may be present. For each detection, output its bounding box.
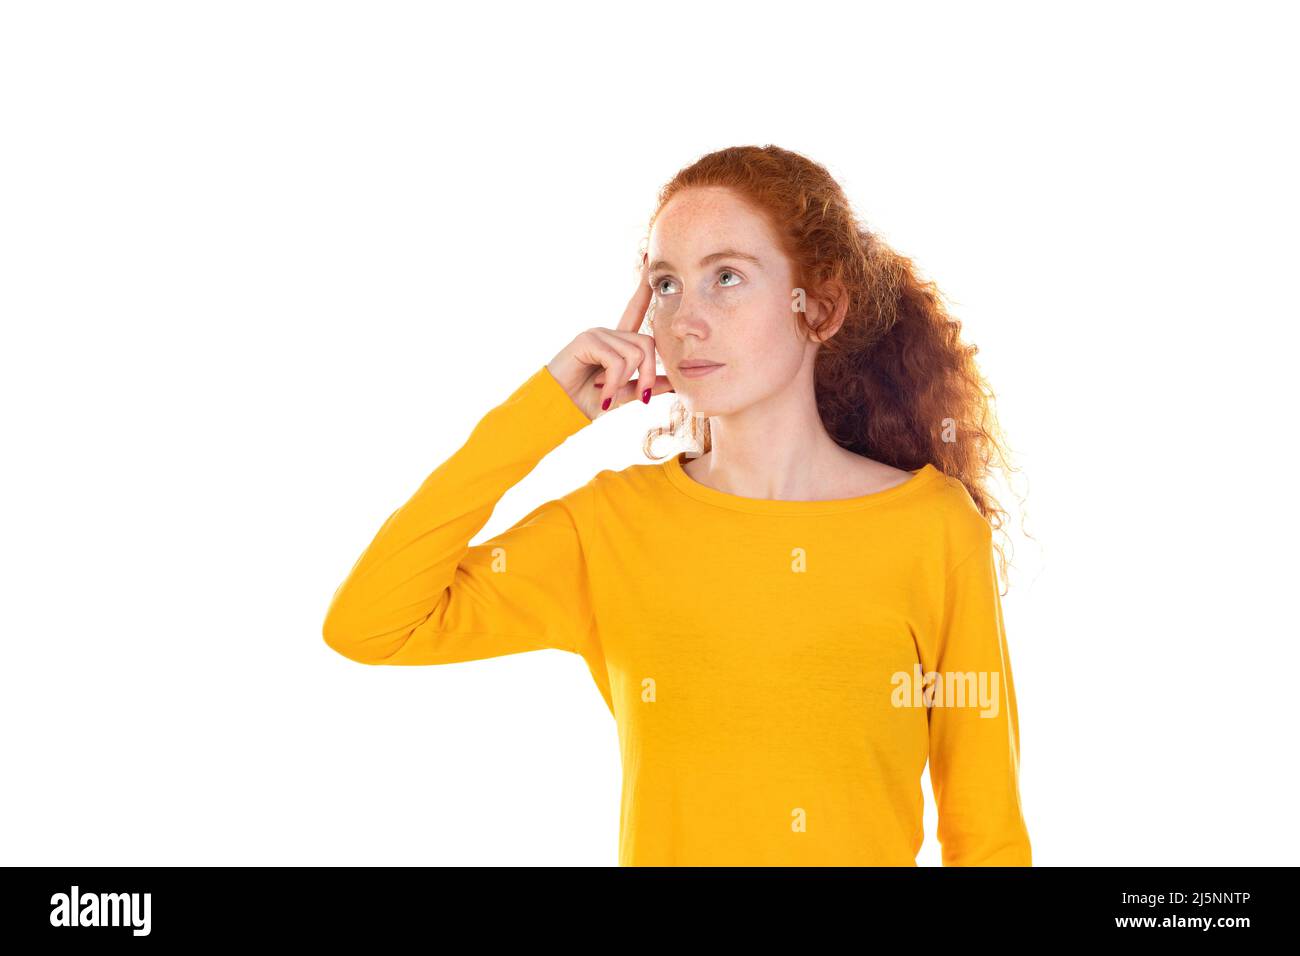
[639,145,1025,592]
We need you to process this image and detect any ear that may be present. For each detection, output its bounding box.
[806,279,849,343]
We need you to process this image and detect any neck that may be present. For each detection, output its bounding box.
[688,367,849,500]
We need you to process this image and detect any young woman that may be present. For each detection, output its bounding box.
[323,145,1031,867]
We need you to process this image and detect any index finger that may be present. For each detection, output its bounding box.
[615,252,654,334]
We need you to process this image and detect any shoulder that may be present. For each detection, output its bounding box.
[562,457,672,506]
[587,457,674,496]
[918,466,994,562]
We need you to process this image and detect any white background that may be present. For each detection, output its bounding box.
[2,1,1296,866]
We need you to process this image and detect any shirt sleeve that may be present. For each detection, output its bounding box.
[925,527,1033,866]
[321,364,597,666]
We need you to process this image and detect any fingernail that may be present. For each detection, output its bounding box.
[641,388,650,404]
[601,397,611,410]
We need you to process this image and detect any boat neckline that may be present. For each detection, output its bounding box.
[662,451,942,515]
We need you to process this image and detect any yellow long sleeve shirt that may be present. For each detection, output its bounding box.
[322,364,1032,867]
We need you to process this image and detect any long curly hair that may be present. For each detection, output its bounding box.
[639,145,1026,592]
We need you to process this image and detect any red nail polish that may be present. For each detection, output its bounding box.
[601,397,611,410]
[641,388,651,403]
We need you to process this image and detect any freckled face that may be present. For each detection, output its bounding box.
[647,186,809,416]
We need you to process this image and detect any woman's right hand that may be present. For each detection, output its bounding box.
[547,254,676,420]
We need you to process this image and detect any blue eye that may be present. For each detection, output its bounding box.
[651,269,742,295]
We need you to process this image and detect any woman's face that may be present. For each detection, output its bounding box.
[647,186,816,416]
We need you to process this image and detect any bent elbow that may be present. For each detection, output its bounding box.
[322,610,379,665]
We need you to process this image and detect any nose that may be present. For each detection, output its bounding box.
[661,295,708,341]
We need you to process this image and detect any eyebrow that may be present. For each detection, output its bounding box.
[649,249,762,274]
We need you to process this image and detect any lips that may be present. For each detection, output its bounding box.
[677,361,724,379]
